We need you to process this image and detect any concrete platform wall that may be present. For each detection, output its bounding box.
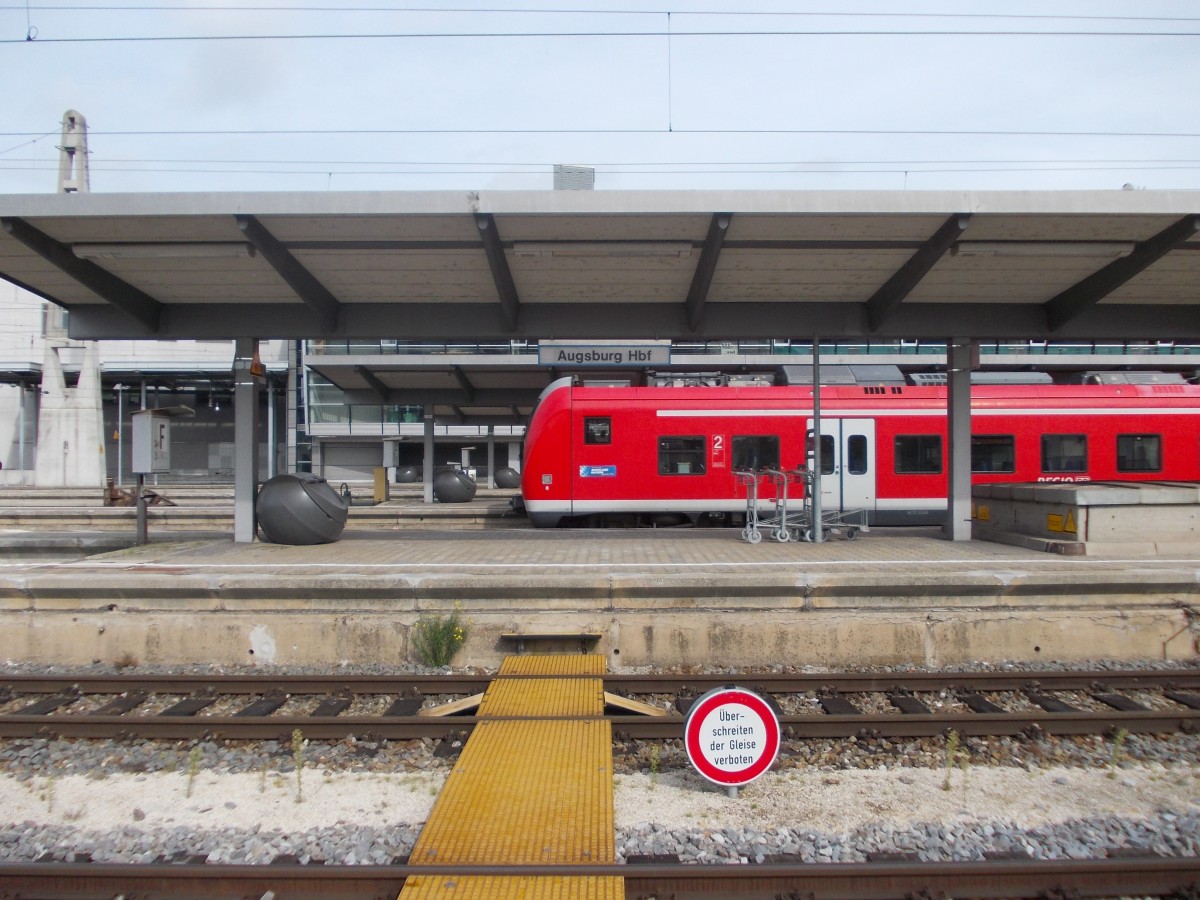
[3,586,1195,669]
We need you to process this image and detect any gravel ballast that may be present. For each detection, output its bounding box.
[1,659,1198,867]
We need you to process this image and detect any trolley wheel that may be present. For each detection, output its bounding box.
[845,526,860,540]
[772,527,790,543]
[743,526,762,544]
[801,529,813,543]
[789,527,802,542]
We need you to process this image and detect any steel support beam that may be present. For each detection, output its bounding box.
[1044,214,1200,332]
[684,213,732,332]
[66,298,1200,341]
[1,217,163,332]
[866,214,971,332]
[451,365,476,402]
[236,215,341,332]
[342,387,542,408]
[353,365,390,403]
[474,213,521,331]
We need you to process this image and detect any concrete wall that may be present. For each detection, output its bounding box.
[974,482,1200,556]
[2,588,1194,669]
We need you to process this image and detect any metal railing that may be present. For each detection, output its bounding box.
[306,339,1200,358]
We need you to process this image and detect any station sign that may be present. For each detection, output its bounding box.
[538,340,671,367]
[684,686,780,787]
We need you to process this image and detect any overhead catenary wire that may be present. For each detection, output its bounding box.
[5,128,1200,138]
[6,28,1200,44]
[5,163,1200,178]
[4,5,1200,23]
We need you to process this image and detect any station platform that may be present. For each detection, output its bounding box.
[1,524,1197,669]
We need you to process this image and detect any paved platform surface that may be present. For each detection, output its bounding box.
[1,526,1198,604]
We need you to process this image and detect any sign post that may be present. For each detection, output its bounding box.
[684,686,781,798]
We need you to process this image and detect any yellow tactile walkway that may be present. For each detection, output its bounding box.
[398,655,622,900]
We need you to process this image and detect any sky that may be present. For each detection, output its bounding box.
[2,1,1200,195]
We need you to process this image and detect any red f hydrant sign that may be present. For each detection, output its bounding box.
[684,686,781,787]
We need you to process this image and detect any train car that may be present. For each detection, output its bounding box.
[520,376,1200,527]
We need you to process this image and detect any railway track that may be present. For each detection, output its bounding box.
[2,857,1198,900]
[1,668,1198,742]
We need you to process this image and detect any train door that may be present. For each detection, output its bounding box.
[807,418,876,512]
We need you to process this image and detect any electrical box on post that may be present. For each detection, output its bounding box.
[131,407,194,474]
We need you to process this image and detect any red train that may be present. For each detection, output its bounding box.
[520,376,1200,527]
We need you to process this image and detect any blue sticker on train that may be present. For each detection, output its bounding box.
[579,465,617,477]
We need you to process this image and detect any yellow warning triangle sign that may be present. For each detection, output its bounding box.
[1064,510,1077,534]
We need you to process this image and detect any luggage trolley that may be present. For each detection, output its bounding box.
[779,465,815,542]
[761,466,806,543]
[814,505,869,541]
[734,469,766,544]
[737,466,867,543]
[781,465,871,542]
[736,467,809,544]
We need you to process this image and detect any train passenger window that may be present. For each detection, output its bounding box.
[895,435,942,474]
[847,435,869,475]
[805,431,836,475]
[1117,434,1161,472]
[583,417,611,445]
[732,435,779,471]
[971,435,1015,473]
[658,436,707,475]
[1041,434,1087,473]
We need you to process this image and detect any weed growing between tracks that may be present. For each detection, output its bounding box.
[292,729,305,803]
[1107,727,1129,778]
[185,745,202,799]
[410,602,471,667]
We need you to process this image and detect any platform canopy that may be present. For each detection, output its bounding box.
[2,189,1198,346]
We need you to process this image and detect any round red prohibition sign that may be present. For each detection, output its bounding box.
[684,686,781,787]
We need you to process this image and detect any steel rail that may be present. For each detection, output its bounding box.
[3,666,1199,695]
[1,857,1198,900]
[608,668,1200,693]
[0,673,496,694]
[0,708,1197,741]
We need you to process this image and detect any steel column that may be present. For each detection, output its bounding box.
[423,414,435,504]
[810,336,823,543]
[944,339,974,542]
[266,379,276,480]
[487,426,495,489]
[233,338,261,543]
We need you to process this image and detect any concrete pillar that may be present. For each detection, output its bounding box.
[34,340,106,487]
[233,338,261,543]
[944,339,975,541]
